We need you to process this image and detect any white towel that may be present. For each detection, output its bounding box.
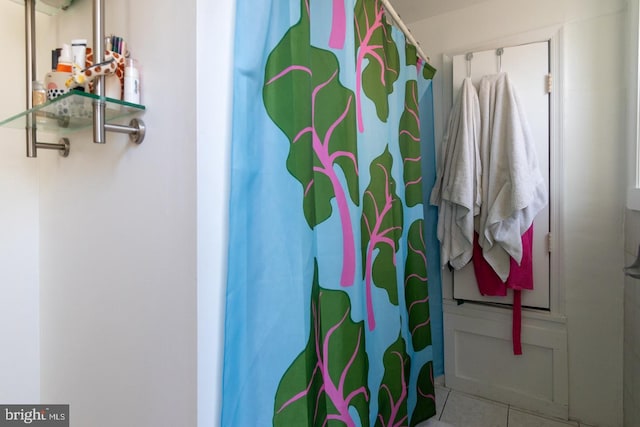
[477,72,547,281]
[430,77,481,269]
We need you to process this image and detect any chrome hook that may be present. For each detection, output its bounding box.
[465,52,473,78]
[496,47,504,72]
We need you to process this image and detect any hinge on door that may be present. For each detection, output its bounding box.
[546,232,552,253]
[545,74,553,94]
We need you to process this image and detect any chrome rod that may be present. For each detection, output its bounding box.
[35,138,70,157]
[92,0,106,143]
[104,119,146,144]
[25,0,37,157]
[380,0,430,63]
[104,123,136,134]
[35,143,64,150]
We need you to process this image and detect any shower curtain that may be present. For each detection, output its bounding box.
[222,0,439,425]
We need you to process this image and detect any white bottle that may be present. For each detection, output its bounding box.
[71,39,87,68]
[123,58,140,104]
[58,43,73,70]
[105,74,122,101]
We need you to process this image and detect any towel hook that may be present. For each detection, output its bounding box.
[496,47,504,72]
[465,52,473,78]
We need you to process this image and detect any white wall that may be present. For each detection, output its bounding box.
[0,134,39,404]
[196,0,234,426]
[0,0,235,425]
[408,1,626,426]
[624,210,640,426]
[624,2,640,424]
[0,1,56,404]
[35,1,198,426]
[0,1,39,403]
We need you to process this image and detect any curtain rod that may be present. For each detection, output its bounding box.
[380,0,431,64]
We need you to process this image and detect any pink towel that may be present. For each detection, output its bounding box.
[472,225,534,355]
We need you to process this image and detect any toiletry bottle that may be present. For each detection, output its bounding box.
[44,44,73,100]
[71,39,87,69]
[105,74,122,100]
[124,58,140,104]
[32,80,47,123]
[32,80,47,107]
[51,48,61,70]
[56,44,73,73]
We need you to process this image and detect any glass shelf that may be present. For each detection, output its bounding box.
[7,0,73,16]
[0,91,146,134]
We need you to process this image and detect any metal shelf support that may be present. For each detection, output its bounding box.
[25,0,36,157]
[92,0,145,145]
[36,138,70,157]
[22,0,145,158]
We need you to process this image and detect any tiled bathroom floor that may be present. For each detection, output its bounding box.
[417,386,596,427]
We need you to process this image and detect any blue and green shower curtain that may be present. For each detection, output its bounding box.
[222,0,440,425]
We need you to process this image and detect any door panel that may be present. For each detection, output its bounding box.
[451,41,550,309]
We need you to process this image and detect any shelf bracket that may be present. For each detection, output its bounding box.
[92,0,145,145]
[24,0,69,158]
[92,0,106,144]
[104,118,146,144]
[16,0,145,157]
[25,0,37,157]
[35,138,70,157]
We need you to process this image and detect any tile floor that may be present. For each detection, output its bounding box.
[417,386,597,427]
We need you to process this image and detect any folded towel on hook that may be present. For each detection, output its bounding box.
[430,77,481,270]
[476,72,547,281]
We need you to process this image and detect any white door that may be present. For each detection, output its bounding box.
[451,41,551,309]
